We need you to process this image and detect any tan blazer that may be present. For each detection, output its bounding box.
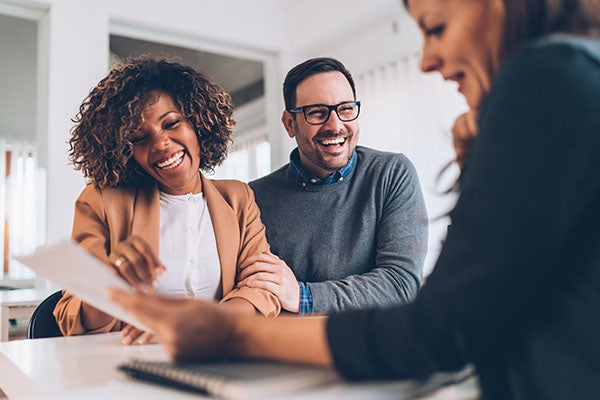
[54,174,280,335]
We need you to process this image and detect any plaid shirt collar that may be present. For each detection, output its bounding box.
[287,148,356,188]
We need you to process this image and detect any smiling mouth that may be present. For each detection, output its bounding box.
[317,137,347,147]
[155,151,184,170]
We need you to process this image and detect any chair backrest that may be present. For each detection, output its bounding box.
[27,290,64,339]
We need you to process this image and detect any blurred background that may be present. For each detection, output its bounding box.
[0,0,466,289]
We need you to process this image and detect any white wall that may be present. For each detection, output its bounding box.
[281,0,419,75]
[105,0,289,53]
[42,1,109,246]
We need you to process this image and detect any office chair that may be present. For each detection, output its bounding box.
[27,290,64,339]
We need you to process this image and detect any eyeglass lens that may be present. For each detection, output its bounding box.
[305,102,359,124]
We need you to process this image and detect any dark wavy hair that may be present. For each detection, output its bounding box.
[69,56,234,189]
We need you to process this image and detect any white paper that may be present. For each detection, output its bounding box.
[16,239,151,332]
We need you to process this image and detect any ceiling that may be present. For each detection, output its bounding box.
[110,34,264,108]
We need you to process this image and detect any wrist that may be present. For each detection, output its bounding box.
[287,281,301,314]
[226,310,255,358]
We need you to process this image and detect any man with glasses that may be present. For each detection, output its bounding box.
[238,57,428,314]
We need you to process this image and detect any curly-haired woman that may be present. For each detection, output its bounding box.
[53,57,280,344]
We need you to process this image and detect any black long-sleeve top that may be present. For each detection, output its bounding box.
[327,35,600,400]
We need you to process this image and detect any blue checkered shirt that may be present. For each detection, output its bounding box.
[287,148,356,189]
[298,281,313,315]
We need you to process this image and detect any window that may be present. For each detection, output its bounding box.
[0,8,46,286]
[0,142,46,282]
[212,136,271,182]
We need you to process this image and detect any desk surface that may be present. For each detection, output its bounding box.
[0,288,52,307]
[0,332,172,398]
[0,333,478,400]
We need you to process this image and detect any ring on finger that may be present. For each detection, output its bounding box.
[115,257,126,268]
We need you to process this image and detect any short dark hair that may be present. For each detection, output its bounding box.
[282,57,356,110]
[69,56,234,189]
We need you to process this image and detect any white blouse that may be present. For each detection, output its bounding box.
[155,191,221,299]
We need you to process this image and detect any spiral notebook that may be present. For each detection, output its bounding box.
[118,358,341,400]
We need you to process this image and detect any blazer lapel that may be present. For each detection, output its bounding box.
[201,175,239,295]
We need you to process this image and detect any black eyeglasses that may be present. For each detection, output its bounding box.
[287,101,361,125]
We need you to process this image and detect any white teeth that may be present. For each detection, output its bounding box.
[156,151,184,170]
[319,137,346,146]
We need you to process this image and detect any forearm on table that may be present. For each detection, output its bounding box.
[222,297,259,314]
[230,313,333,367]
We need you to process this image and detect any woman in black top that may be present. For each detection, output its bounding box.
[110,0,600,398]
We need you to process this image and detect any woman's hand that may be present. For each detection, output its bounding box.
[120,324,155,345]
[108,289,333,365]
[108,290,236,361]
[111,236,166,291]
[237,252,300,313]
[451,110,478,169]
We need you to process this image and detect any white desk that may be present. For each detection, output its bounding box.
[0,288,52,341]
[0,333,478,400]
[0,332,170,398]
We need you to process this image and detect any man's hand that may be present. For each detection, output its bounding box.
[451,110,478,169]
[237,252,300,313]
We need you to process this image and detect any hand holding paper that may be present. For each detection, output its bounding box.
[16,240,151,332]
[110,235,166,291]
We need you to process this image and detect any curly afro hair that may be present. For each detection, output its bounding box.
[69,56,234,188]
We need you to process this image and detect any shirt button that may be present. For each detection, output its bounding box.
[339,177,344,182]
[310,178,316,184]
[302,182,307,187]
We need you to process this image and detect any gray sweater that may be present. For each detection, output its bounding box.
[250,146,428,313]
